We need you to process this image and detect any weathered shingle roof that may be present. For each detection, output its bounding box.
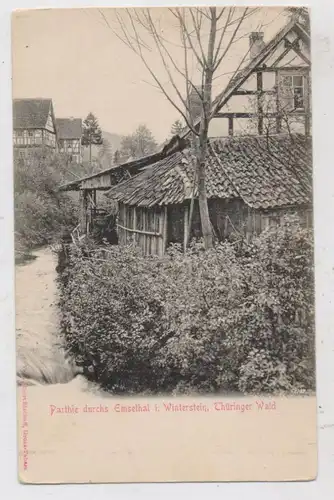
[105,134,312,210]
[13,98,52,129]
[56,118,82,139]
[58,135,185,192]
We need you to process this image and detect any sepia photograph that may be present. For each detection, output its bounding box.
[13,5,317,483]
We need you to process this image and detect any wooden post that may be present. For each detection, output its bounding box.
[158,211,163,257]
[143,209,147,255]
[183,204,189,254]
[79,190,88,234]
[133,206,137,244]
[228,116,234,136]
[93,189,97,213]
[124,205,128,245]
[152,209,157,256]
[162,206,168,255]
[79,190,84,232]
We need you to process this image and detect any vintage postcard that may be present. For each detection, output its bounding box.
[13,6,317,484]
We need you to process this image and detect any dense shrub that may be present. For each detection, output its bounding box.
[58,216,315,395]
[14,147,78,254]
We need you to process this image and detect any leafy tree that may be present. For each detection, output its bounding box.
[120,135,137,161]
[120,124,158,161]
[170,119,184,136]
[81,112,103,165]
[14,147,77,254]
[113,149,121,165]
[98,138,113,169]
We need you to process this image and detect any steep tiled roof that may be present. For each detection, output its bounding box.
[56,118,82,139]
[58,136,185,192]
[105,134,312,210]
[13,98,52,129]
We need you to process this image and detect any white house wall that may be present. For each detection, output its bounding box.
[208,25,311,139]
[46,110,55,133]
[208,118,229,137]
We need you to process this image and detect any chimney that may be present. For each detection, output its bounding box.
[186,85,203,124]
[249,32,265,59]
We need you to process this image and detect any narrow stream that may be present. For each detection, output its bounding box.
[16,247,94,391]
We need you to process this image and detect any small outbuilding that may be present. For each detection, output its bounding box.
[105,134,312,256]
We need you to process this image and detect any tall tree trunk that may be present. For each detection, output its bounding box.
[194,8,217,250]
[196,134,213,249]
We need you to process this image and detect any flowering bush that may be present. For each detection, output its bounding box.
[58,216,315,395]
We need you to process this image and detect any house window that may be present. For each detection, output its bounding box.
[17,130,23,137]
[28,130,34,137]
[280,74,305,110]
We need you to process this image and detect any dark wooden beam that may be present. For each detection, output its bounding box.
[231,89,276,96]
[253,66,309,73]
[215,112,259,118]
[214,111,311,119]
[228,116,234,136]
[290,45,310,65]
[271,37,310,68]
[271,46,292,68]
[232,90,257,95]
[215,112,254,118]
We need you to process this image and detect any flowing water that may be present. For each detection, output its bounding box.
[16,247,96,392]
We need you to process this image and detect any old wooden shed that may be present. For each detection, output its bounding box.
[105,134,313,256]
[58,136,184,237]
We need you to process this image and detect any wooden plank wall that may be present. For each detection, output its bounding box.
[117,201,313,255]
[193,199,312,242]
[117,203,166,256]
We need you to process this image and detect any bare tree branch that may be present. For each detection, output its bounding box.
[171,8,205,70]
[213,8,249,71]
[189,8,208,68]
[99,9,200,135]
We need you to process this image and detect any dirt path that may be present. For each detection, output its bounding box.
[16,247,78,385]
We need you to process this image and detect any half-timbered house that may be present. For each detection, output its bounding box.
[104,18,312,256]
[56,118,83,164]
[13,98,58,158]
[207,18,311,138]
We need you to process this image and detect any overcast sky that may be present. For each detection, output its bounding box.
[12,7,289,142]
